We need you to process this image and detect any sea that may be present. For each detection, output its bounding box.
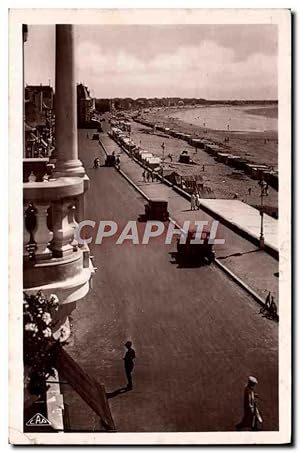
[170,105,277,133]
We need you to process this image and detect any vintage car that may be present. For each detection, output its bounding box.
[105,154,116,167]
[144,198,169,221]
[176,227,215,264]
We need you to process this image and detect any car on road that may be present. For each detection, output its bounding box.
[177,227,215,265]
[145,199,169,221]
[105,154,117,167]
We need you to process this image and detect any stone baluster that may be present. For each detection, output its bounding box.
[68,203,79,249]
[32,203,53,258]
[50,200,75,257]
[23,204,31,256]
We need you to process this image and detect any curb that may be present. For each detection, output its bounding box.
[214,258,279,321]
[113,159,276,314]
[98,140,108,156]
[118,168,150,202]
[214,259,265,307]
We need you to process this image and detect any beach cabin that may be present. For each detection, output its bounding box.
[226,155,241,167]
[245,163,258,175]
[251,165,269,180]
[179,150,192,164]
[140,152,154,162]
[268,171,278,190]
[182,134,192,142]
[122,137,136,152]
[216,152,231,163]
[233,158,248,170]
[190,138,202,148]
[146,157,161,169]
[205,144,221,156]
[181,174,204,194]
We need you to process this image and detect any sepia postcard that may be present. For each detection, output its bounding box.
[9,8,291,445]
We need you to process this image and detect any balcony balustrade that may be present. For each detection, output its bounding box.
[23,173,93,309]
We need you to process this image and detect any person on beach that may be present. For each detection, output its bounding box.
[190,193,196,211]
[115,156,120,169]
[196,192,201,210]
[142,170,146,182]
[265,291,271,309]
[146,171,150,183]
[269,297,277,318]
[123,341,136,390]
[248,187,252,196]
[236,376,262,431]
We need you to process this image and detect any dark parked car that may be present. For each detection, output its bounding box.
[145,199,169,221]
[177,228,215,264]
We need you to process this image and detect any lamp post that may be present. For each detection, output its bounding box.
[259,181,265,249]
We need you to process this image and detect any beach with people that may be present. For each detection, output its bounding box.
[129,104,278,215]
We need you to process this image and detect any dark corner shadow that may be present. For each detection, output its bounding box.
[274,272,279,278]
[169,251,207,268]
[217,248,259,260]
[106,387,130,399]
[138,214,147,223]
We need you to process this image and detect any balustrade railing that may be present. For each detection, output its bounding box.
[23,176,86,263]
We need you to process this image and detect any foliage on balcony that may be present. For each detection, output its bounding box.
[23,291,61,396]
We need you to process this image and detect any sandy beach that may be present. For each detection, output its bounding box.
[130,105,278,215]
[140,105,278,168]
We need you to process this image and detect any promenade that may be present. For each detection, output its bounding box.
[61,129,278,432]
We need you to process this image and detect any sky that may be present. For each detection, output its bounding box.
[24,24,278,100]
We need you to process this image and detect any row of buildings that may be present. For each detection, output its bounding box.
[24,82,95,157]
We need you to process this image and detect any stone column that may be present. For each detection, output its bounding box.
[53,25,85,177]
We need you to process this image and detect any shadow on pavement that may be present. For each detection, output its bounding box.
[169,251,210,269]
[106,387,130,399]
[217,248,259,260]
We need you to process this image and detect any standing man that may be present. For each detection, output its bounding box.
[265,291,271,309]
[196,192,201,210]
[123,341,136,390]
[190,193,196,211]
[236,376,262,431]
[161,142,166,162]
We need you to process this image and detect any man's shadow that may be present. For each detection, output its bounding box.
[106,387,130,399]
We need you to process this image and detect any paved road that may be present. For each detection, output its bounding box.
[64,129,278,432]
[100,129,279,302]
